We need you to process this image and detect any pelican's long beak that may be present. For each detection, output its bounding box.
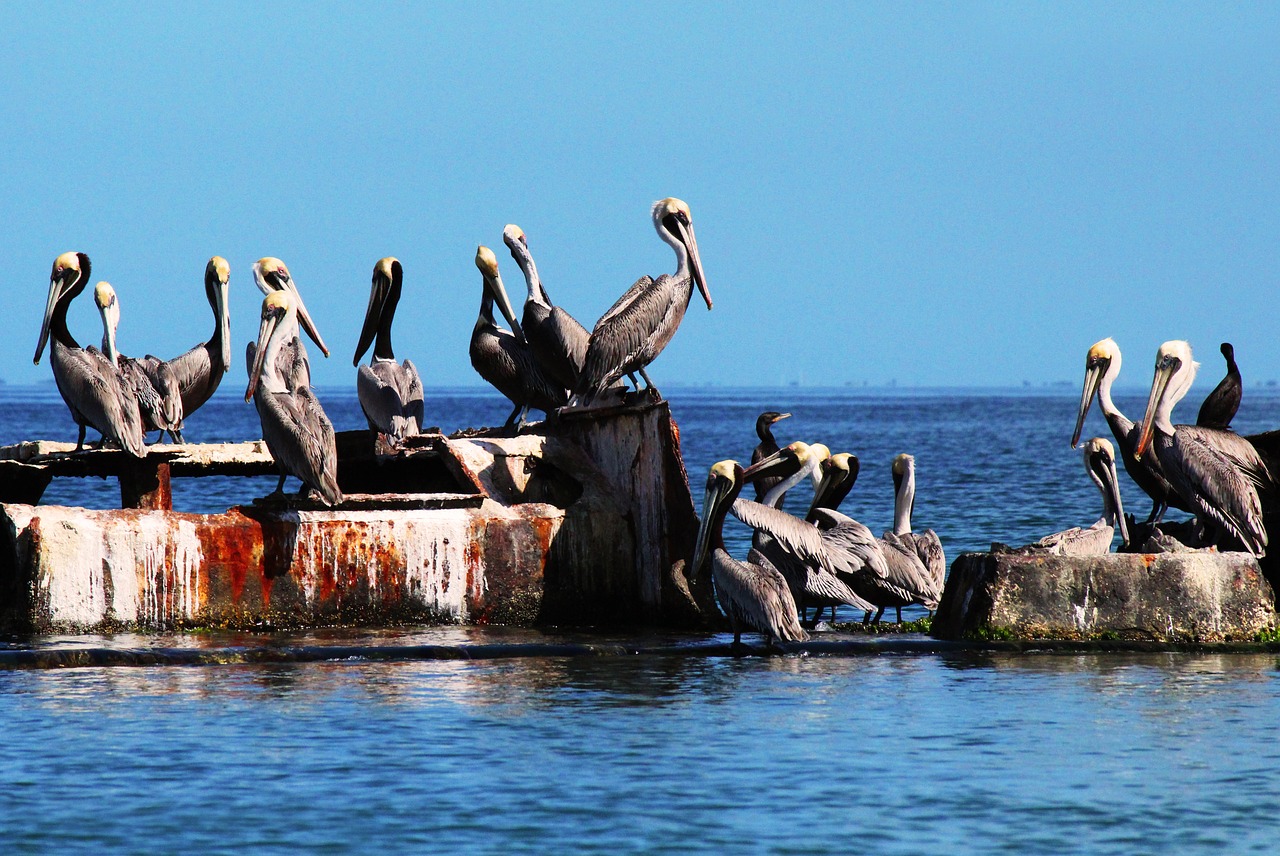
[691,466,735,582]
[674,217,711,310]
[34,267,76,365]
[1135,358,1177,459]
[353,264,391,366]
[484,267,523,341]
[216,279,231,373]
[289,283,329,358]
[807,461,839,518]
[742,442,807,483]
[245,303,282,402]
[1072,362,1104,448]
[1107,459,1130,548]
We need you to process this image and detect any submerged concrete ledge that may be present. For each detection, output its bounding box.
[4,635,1280,670]
[933,550,1278,642]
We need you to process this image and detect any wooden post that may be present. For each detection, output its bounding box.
[119,459,172,510]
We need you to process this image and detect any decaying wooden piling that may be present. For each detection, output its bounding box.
[0,397,706,633]
[933,550,1277,642]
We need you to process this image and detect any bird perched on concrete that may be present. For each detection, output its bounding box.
[353,257,424,444]
[1031,437,1129,556]
[92,281,185,443]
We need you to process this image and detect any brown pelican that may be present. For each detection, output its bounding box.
[571,197,710,405]
[690,460,809,647]
[503,225,590,391]
[750,411,791,506]
[887,454,946,598]
[353,257,424,443]
[739,445,877,624]
[1032,437,1130,555]
[166,256,231,423]
[1136,340,1270,556]
[246,290,343,506]
[34,252,145,457]
[1196,342,1242,431]
[252,257,330,390]
[471,246,568,431]
[92,282,185,443]
[1072,337,1189,523]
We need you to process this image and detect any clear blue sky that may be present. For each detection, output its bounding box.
[5,3,1279,392]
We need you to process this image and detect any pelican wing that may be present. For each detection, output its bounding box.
[260,386,341,505]
[578,276,678,394]
[168,342,221,416]
[53,343,146,457]
[712,548,808,642]
[879,532,939,607]
[596,275,654,327]
[357,359,424,440]
[903,529,946,594]
[809,508,891,579]
[1170,426,1268,553]
[139,355,184,430]
[732,498,827,569]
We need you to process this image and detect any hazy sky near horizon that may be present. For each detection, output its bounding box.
[4,3,1279,394]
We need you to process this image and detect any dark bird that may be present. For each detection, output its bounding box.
[690,460,809,647]
[246,290,342,506]
[1136,340,1270,556]
[34,252,145,457]
[471,246,568,431]
[1032,437,1130,555]
[750,411,792,506]
[166,256,232,426]
[353,257,424,443]
[503,224,590,391]
[1196,342,1242,431]
[571,197,710,405]
[1073,337,1190,524]
[92,282,185,443]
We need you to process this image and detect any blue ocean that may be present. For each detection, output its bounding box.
[2,384,1279,854]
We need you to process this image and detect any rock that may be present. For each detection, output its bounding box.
[933,551,1276,642]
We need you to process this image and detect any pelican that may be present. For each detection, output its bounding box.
[1072,337,1189,523]
[571,197,710,405]
[252,257,330,390]
[353,257,424,443]
[34,252,145,457]
[1196,342,1242,431]
[886,454,946,599]
[246,290,343,506]
[166,257,232,423]
[1136,340,1270,556]
[503,225,590,391]
[92,282,185,443]
[471,247,568,431]
[690,460,809,647]
[750,411,792,506]
[740,444,877,624]
[1032,437,1130,555]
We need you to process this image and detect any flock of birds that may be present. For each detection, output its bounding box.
[32,196,1280,648]
[32,198,710,507]
[688,411,946,646]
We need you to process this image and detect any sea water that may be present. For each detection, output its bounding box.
[1,385,1279,853]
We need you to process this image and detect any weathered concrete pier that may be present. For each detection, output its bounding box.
[0,398,706,633]
[933,550,1277,642]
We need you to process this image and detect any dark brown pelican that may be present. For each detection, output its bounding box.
[167,256,232,423]
[252,257,330,390]
[750,411,791,506]
[1136,340,1270,556]
[887,454,946,598]
[571,197,710,405]
[503,224,590,391]
[92,282,185,443]
[1196,342,1242,431]
[34,252,145,457]
[1073,337,1190,523]
[690,460,809,647]
[1032,437,1130,555]
[353,257,424,442]
[739,445,877,624]
[471,247,568,431]
[246,290,342,506]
